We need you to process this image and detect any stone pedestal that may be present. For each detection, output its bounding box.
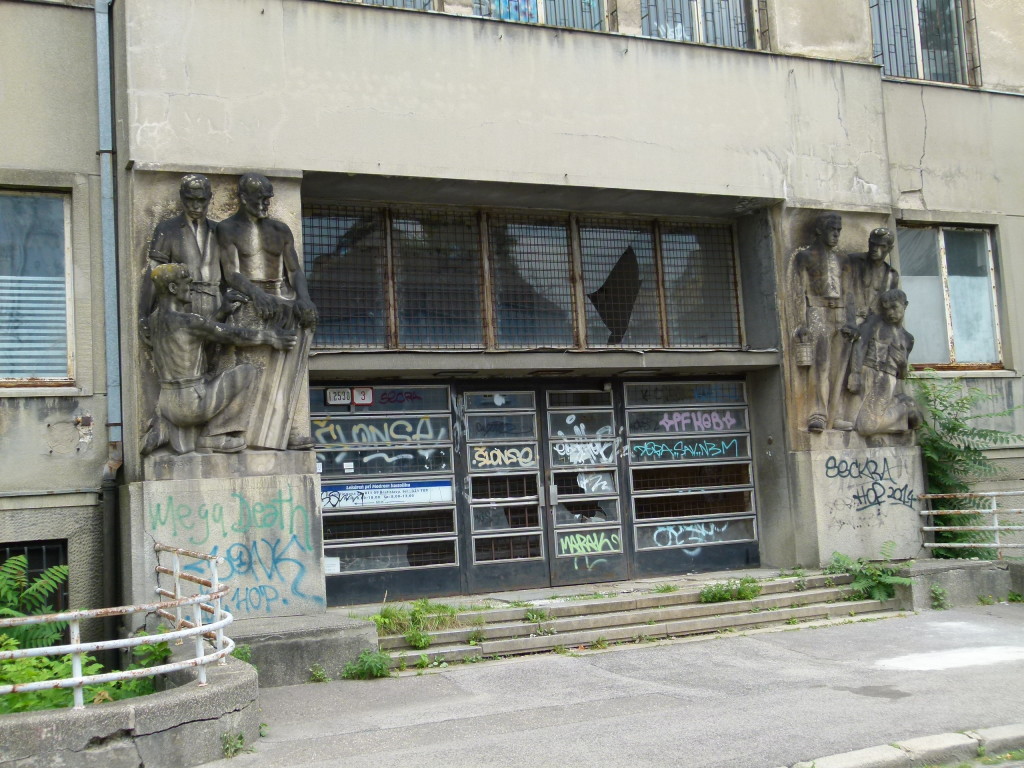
[806,439,925,563]
[122,457,325,622]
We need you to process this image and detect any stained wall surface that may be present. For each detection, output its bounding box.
[0,1,108,609]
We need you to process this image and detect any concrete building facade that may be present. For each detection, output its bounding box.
[2,0,1022,613]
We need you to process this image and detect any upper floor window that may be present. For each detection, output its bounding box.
[869,0,979,84]
[474,0,603,29]
[642,0,755,48]
[899,225,1000,366]
[0,191,73,383]
[303,204,742,352]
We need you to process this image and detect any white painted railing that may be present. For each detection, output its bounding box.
[920,490,1024,557]
[0,544,234,710]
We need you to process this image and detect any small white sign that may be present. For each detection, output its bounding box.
[323,557,341,575]
[316,461,323,473]
[326,388,352,406]
[353,387,374,406]
[322,480,453,509]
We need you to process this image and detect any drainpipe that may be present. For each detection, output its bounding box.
[95,0,123,626]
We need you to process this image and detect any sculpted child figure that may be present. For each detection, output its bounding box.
[846,288,923,442]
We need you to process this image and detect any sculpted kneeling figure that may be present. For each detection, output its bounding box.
[141,263,297,455]
[846,288,923,442]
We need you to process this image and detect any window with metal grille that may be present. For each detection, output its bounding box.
[303,205,741,352]
[489,215,574,348]
[366,0,433,9]
[580,221,659,347]
[899,226,1000,366]
[869,0,979,84]
[473,0,539,22]
[0,192,72,383]
[0,540,69,612]
[393,209,485,349]
[544,0,604,29]
[662,223,741,347]
[642,0,755,48]
[303,205,387,348]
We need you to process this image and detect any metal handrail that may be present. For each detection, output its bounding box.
[919,491,1024,556]
[0,544,234,710]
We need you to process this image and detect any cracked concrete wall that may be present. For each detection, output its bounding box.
[884,78,1024,501]
[0,1,108,600]
[119,0,891,213]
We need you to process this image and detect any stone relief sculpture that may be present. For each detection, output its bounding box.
[140,264,296,455]
[790,217,921,442]
[140,172,316,456]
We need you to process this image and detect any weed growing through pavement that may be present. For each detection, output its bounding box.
[308,663,331,683]
[341,650,392,680]
[221,732,251,758]
[930,585,950,610]
[699,577,762,603]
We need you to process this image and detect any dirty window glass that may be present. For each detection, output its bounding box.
[0,192,70,381]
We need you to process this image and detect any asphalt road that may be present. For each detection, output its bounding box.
[207,604,1024,768]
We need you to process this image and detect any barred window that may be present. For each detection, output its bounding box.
[0,192,72,383]
[642,0,755,48]
[472,0,600,28]
[580,221,659,348]
[303,204,742,353]
[489,215,575,348]
[662,223,740,347]
[303,205,387,348]
[869,0,978,84]
[392,209,484,349]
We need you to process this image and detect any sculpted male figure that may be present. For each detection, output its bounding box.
[217,173,316,450]
[846,289,923,442]
[847,228,900,324]
[141,174,222,320]
[141,264,296,455]
[791,213,857,432]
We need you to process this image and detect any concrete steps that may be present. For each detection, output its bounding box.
[380,574,903,668]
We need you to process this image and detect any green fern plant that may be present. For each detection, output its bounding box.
[913,373,1023,559]
[824,542,912,601]
[0,555,69,648]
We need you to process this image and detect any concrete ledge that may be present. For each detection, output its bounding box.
[230,612,378,687]
[791,723,1024,768]
[966,723,1024,754]
[792,744,908,768]
[0,656,259,768]
[895,732,977,764]
[898,560,1012,611]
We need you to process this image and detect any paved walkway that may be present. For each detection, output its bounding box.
[207,603,1024,768]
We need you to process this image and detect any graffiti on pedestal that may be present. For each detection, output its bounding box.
[148,483,325,617]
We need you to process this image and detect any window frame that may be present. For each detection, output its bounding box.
[0,189,75,388]
[0,171,93,398]
[898,223,1002,369]
[302,202,746,353]
[869,0,981,86]
[640,0,760,49]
